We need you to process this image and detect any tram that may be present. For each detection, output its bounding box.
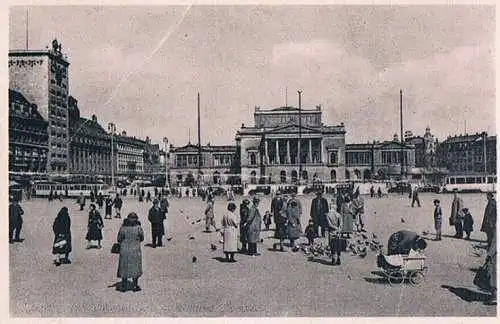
[32,181,114,198]
[441,174,496,193]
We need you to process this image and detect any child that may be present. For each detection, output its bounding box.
[462,207,474,240]
[305,219,316,245]
[263,211,272,231]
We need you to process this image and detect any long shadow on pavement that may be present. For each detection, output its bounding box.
[307,257,334,266]
[441,285,491,302]
[442,235,485,243]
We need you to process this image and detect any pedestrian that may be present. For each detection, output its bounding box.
[304,219,316,246]
[77,192,86,211]
[96,192,104,210]
[263,211,272,231]
[310,191,329,237]
[160,194,170,239]
[245,196,262,256]
[336,191,344,213]
[204,200,218,232]
[222,202,238,262]
[326,202,345,265]
[8,196,24,244]
[386,230,427,255]
[116,212,144,292]
[340,195,355,238]
[352,190,365,232]
[185,188,190,198]
[449,189,464,238]
[411,186,421,208]
[49,189,54,202]
[271,193,284,238]
[114,193,123,219]
[433,199,442,241]
[105,196,113,219]
[52,207,72,266]
[273,194,289,251]
[148,199,165,248]
[286,198,302,250]
[90,190,95,203]
[370,185,375,198]
[154,187,158,198]
[146,191,152,203]
[86,204,104,249]
[481,192,497,249]
[377,187,382,198]
[462,208,474,240]
[239,199,251,252]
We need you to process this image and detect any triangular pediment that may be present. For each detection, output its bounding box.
[266,124,321,134]
[172,144,207,153]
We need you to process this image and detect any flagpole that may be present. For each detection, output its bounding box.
[25,8,29,50]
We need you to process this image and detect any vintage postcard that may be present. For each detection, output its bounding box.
[5,2,497,319]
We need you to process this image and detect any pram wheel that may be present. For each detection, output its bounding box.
[387,271,404,286]
[409,271,425,287]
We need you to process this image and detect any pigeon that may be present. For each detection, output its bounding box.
[361,233,368,240]
[422,230,429,236]
[210,244,217,251]
[347,275,352,280]
[186,216,189,220]
[192,256,197,263]
[180,210,184,213]
[372,233,378,239]
[401,218,405,223]
[196,219,202,223]
[188,235,195,240]
[260,239,264,243]
[191,221,195,225]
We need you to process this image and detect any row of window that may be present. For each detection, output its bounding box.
[117,144,143,154]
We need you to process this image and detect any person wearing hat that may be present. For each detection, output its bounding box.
[481,192,496,249]
[245,196,262,256]
[148,199,166,247]
[433,199,442,241]
[117,212,144,292]
[449,189,465,238]
[270,193,284,238]
[52,207,72,266]
[85,204,104,249]
[9,196,24,244]
[462,207,474,240]
[239,199,251,252]
[310,190,329,237]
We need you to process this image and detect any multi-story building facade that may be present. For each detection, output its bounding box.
[168,143,237,186]
[142,137,165,179]
[9,39,70,173]
[236,105,346,184]
[114,131,145,179]
[345,139,416,181]
[438,132,496,174]
[405,127,438,168]
[8,89,49,174]
[67,96,112,182]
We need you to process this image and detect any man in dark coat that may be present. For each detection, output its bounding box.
[148,199,165,248]
[481,192,497,249]
[9,196,24,243]
[387,230,427,255]
[336,191,344,213]
[411,186,421,208]
[310,191,329,237]
[77,192,86,211]
[450,190,464,238]
[239,199,251,252]
[114,193,123,219]
[271,193,284,238]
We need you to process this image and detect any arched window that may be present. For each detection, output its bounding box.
[330,169,337,182]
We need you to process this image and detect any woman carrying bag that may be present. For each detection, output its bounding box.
[52,207,72,266]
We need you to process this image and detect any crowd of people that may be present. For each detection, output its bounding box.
[8,185,497,303]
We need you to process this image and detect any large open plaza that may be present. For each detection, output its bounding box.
[9,192,496,317]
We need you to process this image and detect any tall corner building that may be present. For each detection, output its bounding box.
[9,39,70,174]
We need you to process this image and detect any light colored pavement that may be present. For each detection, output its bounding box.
[9,192,497,317]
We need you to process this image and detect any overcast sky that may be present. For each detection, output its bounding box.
[9,5,495,146]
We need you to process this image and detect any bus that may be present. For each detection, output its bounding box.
[32,181,114,198]
[441,174,497,193]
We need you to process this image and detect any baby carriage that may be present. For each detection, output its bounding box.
[376,249,428,286]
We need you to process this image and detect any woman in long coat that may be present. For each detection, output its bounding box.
[287,199,302,249]
[117,212,144,292]
[245,197,262,256]
[341,195,355,238]
[52,207,72,266]
[222,202,238,262]
[86,204,104,249]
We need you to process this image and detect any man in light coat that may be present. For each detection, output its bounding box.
[245,196,262,256]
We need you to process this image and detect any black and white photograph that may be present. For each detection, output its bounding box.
[6,3,497,318]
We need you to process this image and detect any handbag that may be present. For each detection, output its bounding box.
[53,237,67,248]
[111,243,121,254]
[473,262,491,292]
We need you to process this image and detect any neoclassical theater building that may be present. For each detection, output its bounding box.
[236,105,347,184]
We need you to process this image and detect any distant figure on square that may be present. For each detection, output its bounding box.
[160,194,170,239]
[117,212,144,292]
[52,207,72,266]
[377,187,382,198]
[462,208,474,240]
[86,204,104,249]
[77,192,86,211]
[481,192,497,249]
[449,189,464,238]
[9,195,24,244]
[105,196,113,219]
[411,186,421,208]
[204,200,218,232]
[433,199,442,241]
[239,199,250,252]
[148,199,165,248]
[305,219,316,246]
[263,211,272,231]
[222,202,238,262]
[114,193,123,219]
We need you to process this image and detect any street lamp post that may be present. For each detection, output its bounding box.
[163,137,169,188]
[298,90,302,185]
[108,123,116,190]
